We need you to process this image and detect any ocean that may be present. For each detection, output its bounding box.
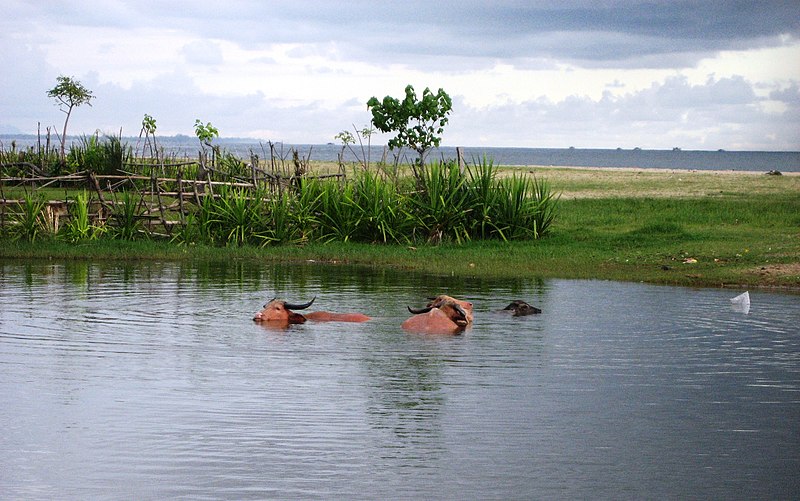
[2,134,799,172]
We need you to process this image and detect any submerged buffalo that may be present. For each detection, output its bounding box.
[425,294,474,324]
[502,300,542,316]
[253,297,370,325]
[402,297,470,334]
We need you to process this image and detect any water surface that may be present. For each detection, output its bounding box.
[1,261,798,499]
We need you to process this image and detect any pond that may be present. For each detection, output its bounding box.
[1,260,798,499]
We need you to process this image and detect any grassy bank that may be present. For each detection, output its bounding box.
[3,167,798,289]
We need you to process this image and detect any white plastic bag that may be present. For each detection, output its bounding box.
[730,291,750,314]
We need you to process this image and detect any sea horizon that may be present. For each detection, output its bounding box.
[2,133,798,172]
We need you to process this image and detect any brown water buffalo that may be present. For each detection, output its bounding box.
[502,300,542,316]
[253,297,370,325]
[402,298,470,334]
[426,295,474,324]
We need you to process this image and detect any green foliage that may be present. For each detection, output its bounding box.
[194,119,219,145]
[351,170,411,243]
[66,133,131,174]
[61,191,106,242]
[48,75,94,109]
[142,114,157,135]
[260,192,307,245]
[367,85,452,166]
[218,188,266,246]
[217,152,251,180]
[110,190,145,240]
[409,160,471,243]
[9,194,49,242]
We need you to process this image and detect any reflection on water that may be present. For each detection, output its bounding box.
[1,260,798,499]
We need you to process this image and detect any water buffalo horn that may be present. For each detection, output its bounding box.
[264,297,277,308]
[453,304,467,319]
[284,296,316,310]
[408,305,433,314]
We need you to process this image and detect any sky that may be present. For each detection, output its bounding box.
[2,0,799,151]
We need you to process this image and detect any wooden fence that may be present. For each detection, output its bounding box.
[0,158,344,237]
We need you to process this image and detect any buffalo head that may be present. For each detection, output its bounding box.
[253,297,316,324]
[503,300,541,316]
[403,298,470,334]
[426,294,474,324]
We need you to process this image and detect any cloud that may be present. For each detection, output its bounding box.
[448,75,799,150]
[181,40,224,65]
[1,1,798,150]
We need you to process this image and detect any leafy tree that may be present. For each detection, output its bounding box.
[47,75,95,161]
[367,85,452,169]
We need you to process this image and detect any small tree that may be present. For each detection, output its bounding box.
[47,75,95,161]
[335,123,375,171]
[194,119,220,173]
[194,119,219,148]
[367,85,452,172]
[139,113,158,158]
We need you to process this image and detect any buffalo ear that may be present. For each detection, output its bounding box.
[408,306,433,314]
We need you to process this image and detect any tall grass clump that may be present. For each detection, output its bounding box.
[351,169,412,243]
[202,187,270,246]
[110,190,145,240]
[9,194,49,242]
[461,157,559,241]
[66,133,132,174]
[307,178,361,243]
[61,191,106,242]
[464,156,503,239]
[408,160,471,243]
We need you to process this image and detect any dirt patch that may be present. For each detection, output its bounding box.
[753,263,800,275]
[748,263,800,287]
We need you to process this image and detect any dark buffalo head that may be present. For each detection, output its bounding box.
[253,297,316,323]
[503,300,542,316]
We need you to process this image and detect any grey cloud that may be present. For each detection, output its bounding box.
[10,1,798,70]
[770,83,800,103]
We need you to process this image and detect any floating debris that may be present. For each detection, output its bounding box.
[730,291,750,314]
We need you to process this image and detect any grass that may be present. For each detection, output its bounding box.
[2,164,798,290]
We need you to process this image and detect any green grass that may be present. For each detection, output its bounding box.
[3,192,797,289]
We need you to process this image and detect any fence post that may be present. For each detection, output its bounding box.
[177,167,185,225]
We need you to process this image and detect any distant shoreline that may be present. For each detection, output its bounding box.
[2,134,798,155]
[523,164,800,176]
